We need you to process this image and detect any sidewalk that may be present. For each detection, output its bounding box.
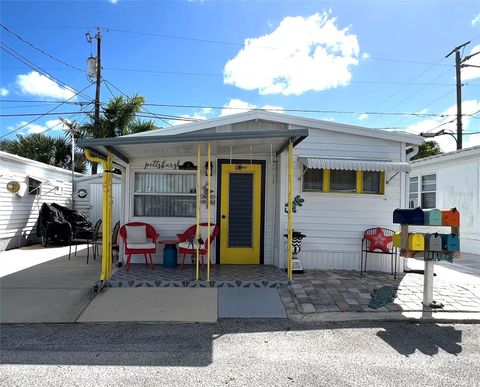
[279,256,480,322]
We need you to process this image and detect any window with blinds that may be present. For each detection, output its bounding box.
[133,172,196,217]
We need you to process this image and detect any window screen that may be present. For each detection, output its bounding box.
[302,167,323,191]
[330,170,356,192]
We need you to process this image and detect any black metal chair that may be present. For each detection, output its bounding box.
[361,227,398,279]
[69,219,102,263]
[92,221,121,265]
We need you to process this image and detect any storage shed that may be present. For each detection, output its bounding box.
[73,173,122,225]
[0,151,81,251]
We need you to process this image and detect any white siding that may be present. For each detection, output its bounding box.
[278,127,405,271]
[0,155,74,251]
[411,156,480,254]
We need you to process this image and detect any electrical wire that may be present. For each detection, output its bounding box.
[0,42,91,100]
[102,79,173,127]
[0,23,84,72]
[0,83,94,139]
[0,111,89,117]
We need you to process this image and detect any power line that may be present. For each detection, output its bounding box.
[102,79,173,127]
[0,23,84,72]
[0,42,91,100]
[0,111,89,117]
[0,83,94,139]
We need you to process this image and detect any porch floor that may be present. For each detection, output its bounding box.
[107,264,289,288]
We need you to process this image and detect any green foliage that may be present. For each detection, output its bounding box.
[0,133,86,173]
[410,141,441,161]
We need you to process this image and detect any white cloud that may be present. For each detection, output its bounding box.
[8,119,69,135]
[406,99,480,152]
[16,71,76,100]
[219,99,283,117]
[472,13,480,26]
[224,12,360,95]
[361,52,370,60]
[462,44,480,81]
[0,87,9,96]
[358,113,368,121]
[108,0,119,3]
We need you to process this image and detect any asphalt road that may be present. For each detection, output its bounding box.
[1,320,479,386]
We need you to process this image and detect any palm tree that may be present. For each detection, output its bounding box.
[78,94,156,173]
[0,133,87,173]
[410,141,441,161]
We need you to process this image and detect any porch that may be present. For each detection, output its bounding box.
[107,264,289,288]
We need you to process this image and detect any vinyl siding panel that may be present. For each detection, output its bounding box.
[0,155,74,251]
[278,127,405,271]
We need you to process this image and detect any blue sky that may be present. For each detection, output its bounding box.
[1,0,479,152]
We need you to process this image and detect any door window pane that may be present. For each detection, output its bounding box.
[330,170,356,192]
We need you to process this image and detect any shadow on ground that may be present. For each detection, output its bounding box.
[0,320,464,367]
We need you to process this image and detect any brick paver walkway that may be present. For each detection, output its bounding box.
[279,270,480,319]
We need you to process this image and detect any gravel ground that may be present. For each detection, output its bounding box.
[1,320,479,386]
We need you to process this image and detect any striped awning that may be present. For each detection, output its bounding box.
[301,157,411,172]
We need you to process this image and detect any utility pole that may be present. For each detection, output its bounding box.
[86,28,102,174]
[446,41,469,150]
[94,28,102,135]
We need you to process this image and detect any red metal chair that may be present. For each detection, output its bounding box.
[361,227,397,278]
[177,223,219,271]
[119,222,159,271]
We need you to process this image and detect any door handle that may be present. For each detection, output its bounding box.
[222,215,226,219]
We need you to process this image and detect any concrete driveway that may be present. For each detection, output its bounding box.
[0,245,100,323]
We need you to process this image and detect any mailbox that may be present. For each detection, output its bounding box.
[408,233,425,251]
[393,208,424,225]
[441,234,460,251]
[392,232,402,248]
[441,208,460,226]
[425,233,443,251]
[424,209,442,226]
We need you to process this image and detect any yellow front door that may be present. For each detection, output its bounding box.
[220,163,262,264]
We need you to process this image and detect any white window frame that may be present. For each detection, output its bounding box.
[420,173,436,209]
[132,170,197,218]
[409,176,419,208]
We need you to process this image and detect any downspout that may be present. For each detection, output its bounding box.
[84,149,113,283]
[406,145,420,162]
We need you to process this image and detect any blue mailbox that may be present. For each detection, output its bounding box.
[393,208,424,225]
[424,209,442,226]
[441,234,460,252]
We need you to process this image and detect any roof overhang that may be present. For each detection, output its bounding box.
[77,129,309,164]
[300,157,411,173]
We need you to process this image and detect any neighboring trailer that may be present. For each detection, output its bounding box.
[73,173,122,225]
[0,151,82,251]
[410,145,480,254]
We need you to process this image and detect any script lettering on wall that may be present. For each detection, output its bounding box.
[144,160,181,170]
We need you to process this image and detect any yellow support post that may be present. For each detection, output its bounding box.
[84,149,113,281]
[195,143,201,281]
[207,141,211,282]
[287,140,293,281]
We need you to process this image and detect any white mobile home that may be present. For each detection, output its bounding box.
[0,151,81,251]
[410,145,480,254]
[78,111,423,272]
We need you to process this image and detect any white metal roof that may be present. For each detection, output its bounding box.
[300,157,411,172]
[126,110,424,145]
[0,150,84,177]
[410,145,480,167]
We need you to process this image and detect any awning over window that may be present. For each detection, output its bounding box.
[300,157,411,172]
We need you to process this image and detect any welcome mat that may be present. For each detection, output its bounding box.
[218,288,287,318]
[368,286,398,309]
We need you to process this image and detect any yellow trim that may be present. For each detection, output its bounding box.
[323,169,330,193]
[195,143,201,281]
[287,141,293,281]
[379,171,385,195]
[220,163,261,264]
[207,141,211,281]
[84,149,112,281]
[356,170,363,194]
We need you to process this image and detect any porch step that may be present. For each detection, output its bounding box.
[106,279,290,288]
